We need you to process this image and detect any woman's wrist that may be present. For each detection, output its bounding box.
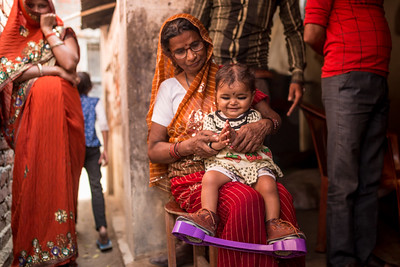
[46,65,64,78]
[36,63,43,77]
[45,32,57,39]
[169,141,182,160]
[265,117,279,134]
[51,65,60,76]
[261,118,274,135]
[41,27,53,37]
[171,139,192,158]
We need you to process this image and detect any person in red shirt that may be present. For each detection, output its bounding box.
[303,1,392,267]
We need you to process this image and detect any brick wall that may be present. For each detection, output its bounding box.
[0,137,13,267]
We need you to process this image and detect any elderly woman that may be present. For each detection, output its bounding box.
[147,14,305,266]
[0,0,84,266]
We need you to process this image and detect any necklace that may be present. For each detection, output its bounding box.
[184,72,191,88]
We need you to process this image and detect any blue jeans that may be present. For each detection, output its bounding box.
[322,72,389,267]
[84,146,107,230]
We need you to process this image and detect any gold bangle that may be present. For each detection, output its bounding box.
[50,41,64,49]
[37,63,43,76]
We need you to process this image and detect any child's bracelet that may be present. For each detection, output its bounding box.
[208,142,218,151]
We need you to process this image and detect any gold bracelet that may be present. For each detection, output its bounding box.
[50,41,64,49]
[37,63,43,76]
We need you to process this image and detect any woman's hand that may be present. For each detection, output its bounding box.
[55,66,79,86]
[15,64,79,85]
[230,120,268,153]
[148,123,219,163]
[40,13,57,36]
[186,130,219,158]
[231,99,280,153]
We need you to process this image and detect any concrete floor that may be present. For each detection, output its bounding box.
[75,168,400,267]
[75,170,125,267]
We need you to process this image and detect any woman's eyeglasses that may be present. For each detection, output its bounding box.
[172,41,204,59]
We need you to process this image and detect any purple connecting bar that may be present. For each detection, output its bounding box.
[172,220,307,259]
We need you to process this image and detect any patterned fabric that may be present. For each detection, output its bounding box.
[203,109,283,185]
[80,95,101,147]
[304,0,392,78]
[0,1,85,266]
[192,0,306,84]
[146,13,219,186]
[170,171,204,213]
[170,173,305,267]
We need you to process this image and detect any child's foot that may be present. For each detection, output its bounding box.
[177,208,220,236]
[266,218,306,244]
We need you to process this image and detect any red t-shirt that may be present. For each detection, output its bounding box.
[304,0,392,78]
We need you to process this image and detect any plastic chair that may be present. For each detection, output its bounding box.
[300,102,400,253]
[165,199,218,267]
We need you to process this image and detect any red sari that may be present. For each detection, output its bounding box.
[0,1,85,266]
[147,14,305,267]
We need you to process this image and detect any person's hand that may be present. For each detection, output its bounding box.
[230,120,268,153]
[189,130,219,158]
[286,82,303,116]
[40,13,57,35]
[219,121,230,146]
[98,150,109,166]
[56,66,79,86]
[220,120,236,145]
[211,120,235,150]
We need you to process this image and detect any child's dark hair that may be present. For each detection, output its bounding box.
[215,63,256,93]
[77,72,92,95]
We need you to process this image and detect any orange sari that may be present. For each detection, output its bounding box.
[146,13,218,189]
[0,1,85,266]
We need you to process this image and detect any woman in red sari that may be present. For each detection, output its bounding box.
[147,14,305,267]
[0,0,85,266]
